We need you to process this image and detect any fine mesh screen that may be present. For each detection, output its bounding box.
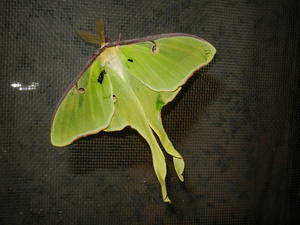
[0,0,299,224]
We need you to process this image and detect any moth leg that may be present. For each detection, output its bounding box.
[105,35,111,43]
[116,33,122,45]
[88,53,97,60]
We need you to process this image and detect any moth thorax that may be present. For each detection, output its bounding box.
[100,47,125,79]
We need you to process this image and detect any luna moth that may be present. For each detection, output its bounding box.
[51,19,216,203]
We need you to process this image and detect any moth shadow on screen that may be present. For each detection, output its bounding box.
[68,63,222,174]
[163,65,222,141]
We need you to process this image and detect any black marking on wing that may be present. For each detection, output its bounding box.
[98,70,106,84]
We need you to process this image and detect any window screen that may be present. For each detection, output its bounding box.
[0,0,299,224]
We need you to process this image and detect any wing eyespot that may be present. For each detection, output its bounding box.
[112,94,117,103]
[75,82,86,94]
[77,87,85,94]
[151,40,159,54]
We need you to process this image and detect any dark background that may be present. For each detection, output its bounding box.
[0,0,299,224]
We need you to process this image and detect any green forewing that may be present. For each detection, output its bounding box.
[119,36,216,91]
[51,59,114,146]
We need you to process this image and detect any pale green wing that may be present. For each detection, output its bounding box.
[51,58,114,146]
[51,33,216,203]
[103,68,173,202]
[118,35,216,91]
[102,66,184,202]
